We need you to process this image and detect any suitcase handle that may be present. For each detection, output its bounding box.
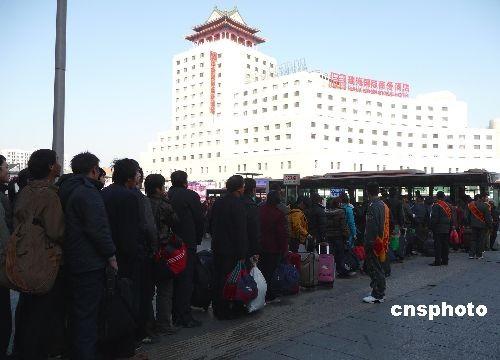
[318,242,330,255]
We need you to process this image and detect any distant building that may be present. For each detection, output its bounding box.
[0,149,31,171]
[142,7,500,187]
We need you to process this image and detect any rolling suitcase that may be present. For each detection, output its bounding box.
[318,242,335,286]
[299,250,319,288]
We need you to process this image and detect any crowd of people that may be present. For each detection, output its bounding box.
[0,150,498,359]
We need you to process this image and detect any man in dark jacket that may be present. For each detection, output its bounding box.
[167,170,203,327]
[412,195,429,251]
[430,191,452,266]
[211,175,248,319]
[101,158,142,357]
[467,193,493,259]
[242,178,261,257]
[58,152,117,359]
[308,193,326,247]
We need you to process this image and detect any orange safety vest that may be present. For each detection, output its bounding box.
[468,201,485,223]
[373,202,390,262]
[436,200,452,220]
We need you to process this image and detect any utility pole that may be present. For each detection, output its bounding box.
[52,0,67,171]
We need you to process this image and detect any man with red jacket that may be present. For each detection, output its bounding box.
[259,190,288,302]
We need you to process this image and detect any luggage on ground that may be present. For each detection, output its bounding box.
[299,250,319,288]
[248,266,267,313]
[352,245,366,261]
[318,242,335,286]
[191,250,214,310]
[99,268,136,346]
[449,229,460,246]
[272,259,299,296]
[223,261,258,304]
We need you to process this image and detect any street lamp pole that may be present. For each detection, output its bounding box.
[52,0,67,171]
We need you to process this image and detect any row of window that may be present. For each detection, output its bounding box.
[308,134,493,150]
[234,134,292,144]
[234,123,292,134]
[308,123,493,141]
[316,93,449,112]
[152,152,222,163]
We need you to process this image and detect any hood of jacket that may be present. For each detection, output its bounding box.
[58,174,100,209]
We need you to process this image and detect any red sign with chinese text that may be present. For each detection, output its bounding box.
[329,72,410,98]
[210,51,217,114]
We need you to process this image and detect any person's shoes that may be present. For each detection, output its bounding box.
[174,318,202,328]
[362,295,385,304]
[156,323,180,335]
[491,248,498,251]
[469,256,475,259]
[347,271,357,277]
[478,255,484,260]
[429,263,441,266]
[442,262,448,266]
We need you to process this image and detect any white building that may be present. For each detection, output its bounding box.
[0,149,31,171]
[142,7,500,187]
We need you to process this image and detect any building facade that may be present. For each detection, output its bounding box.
[142,8,500,187]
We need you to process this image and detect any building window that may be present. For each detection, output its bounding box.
[311,122,316,127]
[311,134,316,139]
[474,135,480,140]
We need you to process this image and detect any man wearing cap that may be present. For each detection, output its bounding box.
[429,191,453,266]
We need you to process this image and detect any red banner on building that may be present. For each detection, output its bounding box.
[210,51,217,114]
[329,72,410,98]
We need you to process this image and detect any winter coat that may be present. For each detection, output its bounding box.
[149,194,178,249]
[325,208,349,243]
[259,203,287,254]
[364,199,387,248]
[102,184,142,278]
[132,188,157,257]
[0,201,9,253]
[242,195,261,256]
[467,200,493,230]
[308,203,327,242]
[167,186,204,249]
[58,174,116,274]
[341,203,357,245]
[289,208,309,243]
[412,203,429,226]
[430,201,452,234]
[210,193,248,258]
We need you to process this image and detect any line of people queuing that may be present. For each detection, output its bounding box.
[1,150,498,359]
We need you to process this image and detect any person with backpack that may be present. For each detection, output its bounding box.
[11,149,65,359]
[467,193,493,259]
[325,197,352,278]
[0,155,12,359]
[210,175,249,319]
[167,170,204,328]
[363,182,390,304]
[144,174,179,334]
[429,191,453,266]
[58,152,117,360]
[288,196,312,252]
[259,190,288,302]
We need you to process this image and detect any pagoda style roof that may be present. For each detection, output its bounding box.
[186,7,265,45]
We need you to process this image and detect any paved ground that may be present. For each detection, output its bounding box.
[144,249,500,360]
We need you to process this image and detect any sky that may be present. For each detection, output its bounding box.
[1,0,500,165]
